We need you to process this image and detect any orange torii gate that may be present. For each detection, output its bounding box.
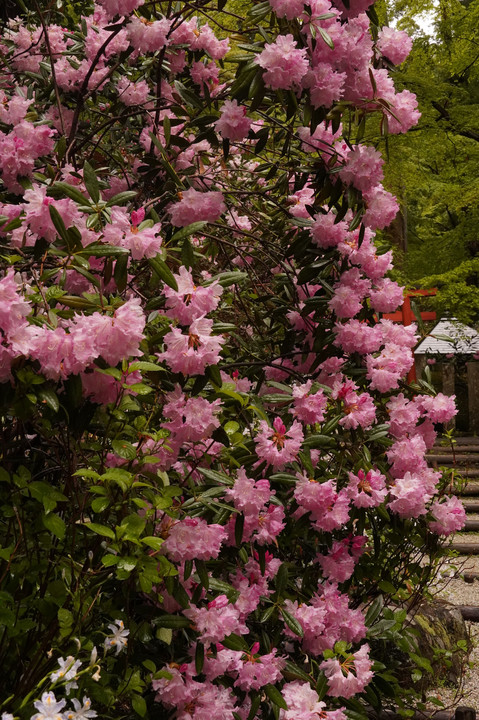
[382,288,437,383]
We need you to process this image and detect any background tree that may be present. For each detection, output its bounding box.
[372,0,479,322]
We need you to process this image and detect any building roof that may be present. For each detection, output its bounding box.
[415,318,479,355]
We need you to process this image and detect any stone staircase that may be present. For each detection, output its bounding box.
[428,437,479,558]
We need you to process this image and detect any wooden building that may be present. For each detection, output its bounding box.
[415,319,479,433]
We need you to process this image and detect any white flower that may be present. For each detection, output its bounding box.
[2,713,14,720]
[104,619,129,655]
[31,691,66,720]
[65,697,97,720]
[50,656,81,695]
[88,647,98,667]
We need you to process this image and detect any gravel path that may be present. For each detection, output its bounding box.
[426,549,479,710]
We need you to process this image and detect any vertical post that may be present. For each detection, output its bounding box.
[467,362,479,434]
[415,355,427,383]
[455,707,476,720]
[443,362,456,430]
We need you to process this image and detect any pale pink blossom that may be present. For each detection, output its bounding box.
[429,496,466,536]
[255,417,304,469]
[162,517,227,562]
[169,188,226,227]
[346,469,387,508]
[290,380,328,425]
[255,35,309,90]
[320,644,374,698]
[268,0,305,20]
[163,267,223,324]
[339,145,384,193]
[234,648,285,691]
[215,100,252,141]
[416,393,458,424]
[184,595,248,644]
[280,681,347,720]
[377,26,413,65]
[158,316,224,375]
[127,16,172,53]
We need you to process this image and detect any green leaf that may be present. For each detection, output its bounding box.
[149,256,178,290]
[195,559,209,590]
[38,387,60,413]
[83,160,100,203]
[112,439,137,460]
[49,205,69,244]
[129,361,166,373]
[365,595,384,627]
[274,563,289,596]
[281,608,304,637]
[207,364,223,387]
[155,614,192,629]
[83,522,115,539]
[264,684,287,710]
[132,695,147,718]
[106,190,138,207]
[221,633,249,652]
[81,243,129,257]
[142,536,164,551]
[171,222,207,242]
[195,642,204,674]
[283,660,311,683]
[114,253,129,292]
[43,513,66,540]
[50,181,89,205]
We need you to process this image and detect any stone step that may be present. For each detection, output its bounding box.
[463,501,479,512]
[449,542,479,554]
[432,445,479,453]
[464,519,479,531]
[428,454,479,464]
[455,482,479,495]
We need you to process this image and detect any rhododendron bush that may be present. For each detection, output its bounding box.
[0,1,465,719]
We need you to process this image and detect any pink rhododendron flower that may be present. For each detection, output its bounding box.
[283,583,366,654]
[317,536,366,583]
[234,648,285,691]
[339,389,377,430]
[158,316,224,375]
[294,476,350,532]
[320,644,374,698]
[225,469,271,515]
[346,469,387,508]
[169,188,226,227]
[280,681,347,720]
[184,595,248,644]
[268,0,305,20]
[334,320,382,355]
[290,380,328,424]
[304,63,346,108]
[127,16,172,53]
[255,35,309,90]
[369,279,404,313]
[339,145,384,193]
[415,393,458,424]
[388,472,433,519]
[215,100,252,141]
[429,496,466,536]
[255,417,304,469]
[162,517,227,561]
[366,344,414,393]
[164,267,223,324]
[116,76,150,106]
[377,26,413,65]
[363,185,400,230]
[97,0,144,18]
